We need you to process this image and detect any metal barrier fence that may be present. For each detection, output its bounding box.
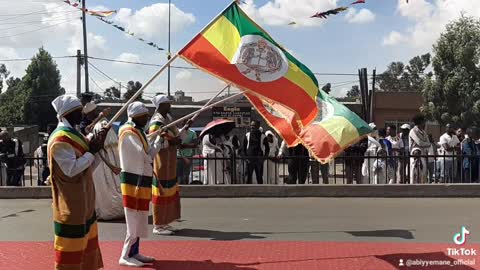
[2,154,479,187]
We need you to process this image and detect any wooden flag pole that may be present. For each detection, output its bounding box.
[106,0,237,128]
[147,92,243,139]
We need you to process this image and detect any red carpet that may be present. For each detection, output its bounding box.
[0,241,478,270]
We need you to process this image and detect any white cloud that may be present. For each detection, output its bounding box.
[114,3,195,41]
[175,70,192,81]
[114,53,141,66]
[240,0,338,27]
[383,0,480,51]
[345,8,376,24]
[382,31,406,46]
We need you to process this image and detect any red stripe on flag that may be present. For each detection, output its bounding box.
[180,35,317,126]
[245,93,300,145]
[300,125,342,161]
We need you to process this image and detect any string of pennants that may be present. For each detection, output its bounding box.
[63,0,116,17]
[62,0,164,51]
[96,17,164,51]
[288,0,410,25]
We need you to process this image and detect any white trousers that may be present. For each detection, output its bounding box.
[120,208,149,259]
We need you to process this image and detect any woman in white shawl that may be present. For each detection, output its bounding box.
[201,133,223,185]
[362,123,381,184]
[409,147,427,184]
[92,116,124,220]
[263,131,279,184]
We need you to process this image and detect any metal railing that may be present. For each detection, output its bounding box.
[1,154,479,187]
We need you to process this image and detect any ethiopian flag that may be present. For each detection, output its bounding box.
[246,90,372,163]
[179,2,319,126]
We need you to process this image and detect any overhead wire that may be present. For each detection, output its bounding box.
[0,18,80,38]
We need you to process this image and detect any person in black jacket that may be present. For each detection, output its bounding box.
[344,138,368,184]
[0,131,26,186]
[243,120,269,184]
[279,141,310,184]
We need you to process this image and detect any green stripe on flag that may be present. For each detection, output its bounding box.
[223,4,318,87]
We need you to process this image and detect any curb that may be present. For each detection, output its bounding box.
[1,185,480,199]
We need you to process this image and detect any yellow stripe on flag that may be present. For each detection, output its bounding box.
[318,116,360,147]
[202,15,241,62]
[202,15,317,99]
[285,62,319,99]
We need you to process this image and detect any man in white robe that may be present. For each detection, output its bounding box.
[92,115,124,221]
[118,101,162,267]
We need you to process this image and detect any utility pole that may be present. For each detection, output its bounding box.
[370,68,376,123]
[119,82,122,99]
[167,0,171,98]
[82,0,90,93]
[76,50,82,98]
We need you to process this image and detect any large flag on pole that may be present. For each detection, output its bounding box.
[246,90,372,163]
[179,2,319,126]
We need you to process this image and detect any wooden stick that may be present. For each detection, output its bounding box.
[105,0,237,128]
[177,84,230,135]
[147,92,243,139]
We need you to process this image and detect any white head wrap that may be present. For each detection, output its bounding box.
[51,95,82,119]
[127,101,149,118]
[400,123,411,130]
[151,94,171,110]
[82,101,97,114]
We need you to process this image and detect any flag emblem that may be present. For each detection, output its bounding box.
[232,35,288,82]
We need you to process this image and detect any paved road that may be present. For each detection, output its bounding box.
[0,198,478,243]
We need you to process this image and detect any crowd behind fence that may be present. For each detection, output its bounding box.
[2,153,479,187]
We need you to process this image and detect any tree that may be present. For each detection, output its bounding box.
[123,81,143,101]
[104,86,121,100]
[377,53,432,92]
[0,64,10,94]
[422,15,480,127]
[0,76,26,126]
[23,47,65,130]
[346,85,360,98]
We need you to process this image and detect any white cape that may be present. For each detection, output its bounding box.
[92,118,124,220]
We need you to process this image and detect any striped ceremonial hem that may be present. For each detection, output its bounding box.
[54,215,101,268]
[179,3,318,126]
[48,127,89,155]
[120,172,152,211]
[152,178,180,225]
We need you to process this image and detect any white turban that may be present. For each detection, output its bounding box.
[51,95,82,118]
[127,101,149,118]
[83,101,97,114]
[369,122,377,129]
[400,123,411,130]
[151,94,171,110]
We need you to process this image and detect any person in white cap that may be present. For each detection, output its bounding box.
[48,94,107,270]
[149,94,188,235]
[362,123,381,183]
[79,101,111,135]
[118,101,162,267]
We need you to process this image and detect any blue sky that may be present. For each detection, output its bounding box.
[0,0,477,99]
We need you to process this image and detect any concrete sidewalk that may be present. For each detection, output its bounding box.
[0,198,478,243]
[0,184,479,199]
